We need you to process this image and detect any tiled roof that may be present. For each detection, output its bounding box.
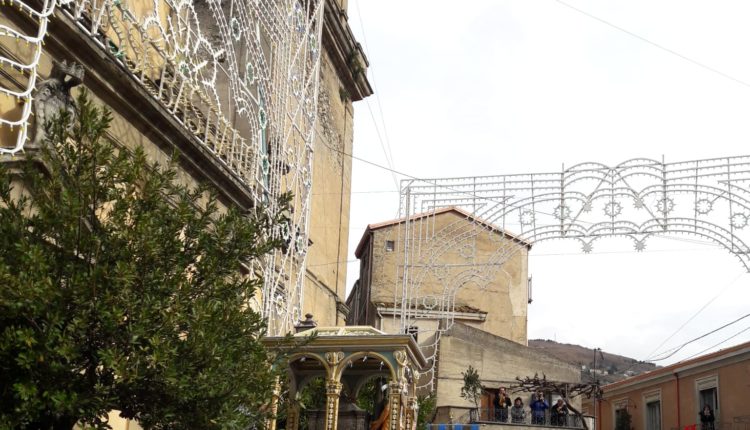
[603,340,750,391]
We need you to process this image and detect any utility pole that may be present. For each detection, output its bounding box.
[593,347,601,430]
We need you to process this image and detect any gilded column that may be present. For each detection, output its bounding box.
[286,402,300,430]
[265,377,281,430]
[404,396,418,430]
[325,379,343,430]
[388,381,404,430]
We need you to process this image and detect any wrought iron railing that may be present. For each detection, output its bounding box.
[474,407,585,428]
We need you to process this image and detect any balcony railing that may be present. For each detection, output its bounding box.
[473,408,585,428]
[671,417,750,430]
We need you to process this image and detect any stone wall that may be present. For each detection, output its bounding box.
[360,210,530,345]
[434,322,581,423]
[304,46,356,326]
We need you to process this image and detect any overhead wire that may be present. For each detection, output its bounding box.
[351,0,399,191]
[313,189,399,195]
[353,0,397,170]
[305,246,726,269]
[644,272,745,361]
[647,312,750,362]
[555,0,750,90]
[679,325,750,363]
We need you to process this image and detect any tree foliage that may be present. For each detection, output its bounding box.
[0,92,288,429]
[460,365,483,409]
[416,394,436,427]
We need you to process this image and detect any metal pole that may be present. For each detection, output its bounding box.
[593,347,600,430]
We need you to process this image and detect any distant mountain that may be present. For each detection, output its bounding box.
[529,339,657,384]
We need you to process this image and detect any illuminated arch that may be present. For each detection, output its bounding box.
[396,155,750,390]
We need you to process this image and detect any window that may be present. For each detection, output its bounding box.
[646,401,661,430]
[385,240,395,252]
[643,390,661,430]
[406,325,418,343]
[696,375,719,419]
[699,388,717,412]
[613,399,631,430]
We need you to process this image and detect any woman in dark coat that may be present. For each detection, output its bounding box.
[493,387,512,422]
[551,399,569,426]
[699,405,715,430]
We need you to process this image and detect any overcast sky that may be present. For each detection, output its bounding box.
[342,0,750,366]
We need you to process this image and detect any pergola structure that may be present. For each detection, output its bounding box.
[263,324,427,430]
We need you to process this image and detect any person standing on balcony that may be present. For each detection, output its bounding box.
[699,405,715,430]
[530,391,549,425]
[494,387,512,422]
[551,399,568,426]
[511,397,527,424]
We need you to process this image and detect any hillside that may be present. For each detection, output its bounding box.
[529,339,658,384]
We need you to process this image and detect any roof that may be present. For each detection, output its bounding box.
[263,325,428,370]
[603,340,750,392]
[354,206,532,257]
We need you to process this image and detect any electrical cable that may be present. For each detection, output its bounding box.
[555,0,750,90]
[353,0,398,176]
[644,272,744,361]
[305,246,724,269]
[313,189,399,195]
[352,0,399,190]
[678,324,750,362]
[647,312,750,362]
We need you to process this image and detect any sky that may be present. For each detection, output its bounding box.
[342,0,750,367]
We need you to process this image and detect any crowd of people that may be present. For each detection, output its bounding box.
[492,388,572,427]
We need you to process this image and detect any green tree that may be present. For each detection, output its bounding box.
[416,394,436,427]
[0,92,288,429]
[460,365,483,410]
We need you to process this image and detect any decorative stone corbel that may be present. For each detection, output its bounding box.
[325,350,344,367]
[31,59,84,148]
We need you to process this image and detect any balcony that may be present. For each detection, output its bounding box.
[427,408,588,430]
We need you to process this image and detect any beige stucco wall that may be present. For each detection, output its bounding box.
[434,322,581,423]
[365,210,530,344]
[436,323,580,406]
[303,47,356,327]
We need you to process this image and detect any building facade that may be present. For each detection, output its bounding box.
[346,208,581,424]
[347,207,532,344]
[592,341,750,430]
[1,0,370,427]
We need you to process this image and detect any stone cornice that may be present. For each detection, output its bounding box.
[322,0,373,101]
